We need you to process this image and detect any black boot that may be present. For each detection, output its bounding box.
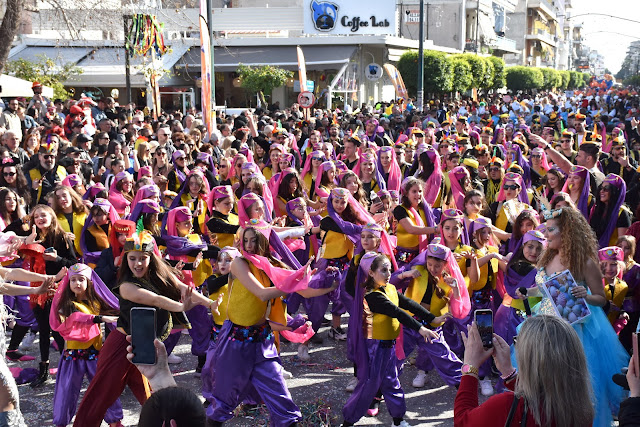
[30,361,49,388]
[195,355,206,375]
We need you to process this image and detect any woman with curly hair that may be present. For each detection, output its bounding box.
[534,207,629,425]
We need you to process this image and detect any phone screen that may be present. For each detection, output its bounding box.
[475,309,493,348]
[130,307,157,365]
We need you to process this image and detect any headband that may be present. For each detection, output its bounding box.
[362,222,383,238]
[123,230,156,253]
[286,197,306,210]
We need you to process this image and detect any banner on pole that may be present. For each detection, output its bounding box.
[199,7,213,135]
[383,64,408,102]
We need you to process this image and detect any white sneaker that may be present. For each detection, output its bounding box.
[282,369,293,379]
[297,344,310,362]
[328,327,347,341]
[345,377,358,392]
[19,332,36,351]
[480,379,494,396]
[412,370,427,388]
[167,354,183,364]
[391,420,410,427]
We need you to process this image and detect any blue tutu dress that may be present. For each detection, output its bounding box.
[532,269,629,427]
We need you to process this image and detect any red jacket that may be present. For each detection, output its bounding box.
[454,375,542,427]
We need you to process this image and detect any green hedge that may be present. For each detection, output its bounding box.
[505,66,544,91]
[396,50,589,94]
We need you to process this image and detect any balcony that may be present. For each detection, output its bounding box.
[528,0,557,20]
[488,35,518,53]
[525,28,557,47]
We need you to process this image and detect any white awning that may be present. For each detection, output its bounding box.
[0,74,54,98]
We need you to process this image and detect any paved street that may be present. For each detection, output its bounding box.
[10,321,459,426]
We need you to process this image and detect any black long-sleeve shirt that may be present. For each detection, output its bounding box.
[365,287,435,332]
[205,273,229,295]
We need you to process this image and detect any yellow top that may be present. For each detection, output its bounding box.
[262,166,274,181]
[181,193,208,235]
[66,301,103,350]
[214,213,239,248]
[209,277,228,326]
[222,260,271,327]
[367,283,401,340]
[58,211,87,255]
[405,266,452,326]
[452,244,474,288]
[303,173,314,194]
[184,234,213,287]
[494,200,530,231]
[609,207,631,247]
[322,230,354,260]
[604,278,628,325]
[470,246,499,292]
[395,205,427,249]
[29,166,67,204]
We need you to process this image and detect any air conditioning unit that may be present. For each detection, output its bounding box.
[167,31,182,40]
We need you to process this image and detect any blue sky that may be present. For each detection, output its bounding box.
[572,0,640,73]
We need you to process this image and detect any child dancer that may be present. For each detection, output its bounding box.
[599,246,628,327]
[49,264,124,427]
[342,252,439,427]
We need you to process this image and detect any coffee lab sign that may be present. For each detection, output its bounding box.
[304,0,396,35]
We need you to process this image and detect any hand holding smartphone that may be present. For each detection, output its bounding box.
[130,307,157,365]
[474,309,493,348]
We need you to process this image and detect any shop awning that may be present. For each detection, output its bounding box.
[176,45,357,73]
[9,46,94,67]
[0,74,54,98]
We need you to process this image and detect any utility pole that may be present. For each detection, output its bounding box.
[417,0,424,112]
[475,0,480,54]
[124,14,132,104]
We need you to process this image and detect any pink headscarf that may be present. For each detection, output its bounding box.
[229,153,247,180]
[49,263,119,342]
[166,206,192,237]
[108,171,133,215]
[131,184,160,209]
[301,150,324,185]
[377,146,401,193]
[207,185,234,215]
[138,165,152,178]
[425,243,470,319]
[62,174,82,188]
[315,161,335,199]
[496,172,528,204]
[239,227,311,293]
[423,147,443,205]
[531,147,550,172]
[238,193,267,227]
[448,166,470,210]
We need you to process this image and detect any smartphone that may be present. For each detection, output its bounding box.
[474,309,493,348]
[44,247,55,253]
[633,332,639,375]
[130,307,157,365]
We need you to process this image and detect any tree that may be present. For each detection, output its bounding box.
[5,55,82,99]
[569,71,586,89]
[0,0,24,75]
[624,75,640,86]
[487,56,506,90]
[483,57,495,91]
[505,66,543,92]
[456,54,487,89]
[236,64,293,107]
[451,57,473,94]
[559,70,570,90]
[397,50,453,96]
[540,68,561,90]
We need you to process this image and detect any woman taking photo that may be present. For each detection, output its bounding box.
[455,316,594,427]
[74,230,221,426]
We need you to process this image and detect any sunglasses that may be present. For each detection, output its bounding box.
[311,157,324,161]
[489,167,501,172]
[531,154,542,159]
[176,157,186,161]
[503,184,520,190]
[3,172,15,177]
[42,154,56,160]
[157,151,167,155]
[600,186,612,193]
